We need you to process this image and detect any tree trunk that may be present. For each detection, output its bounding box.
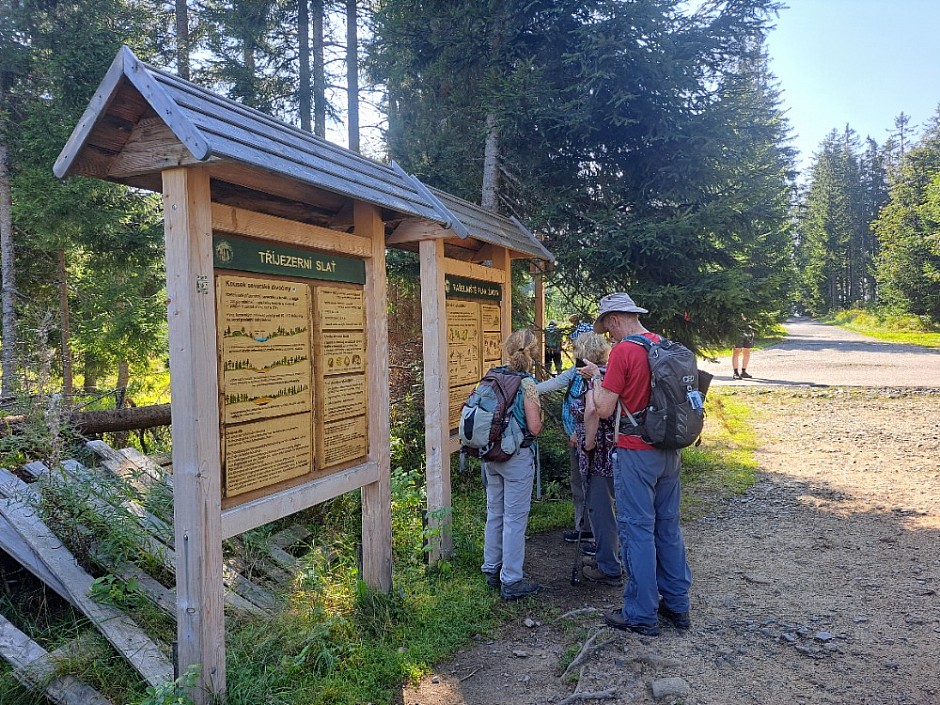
[115,359,130,408]
[112,359,131,446]
[346,0,359,152]
[0,141,15,399]
[176,0,190,80]
[0,403,173,436]
[298,0,312,131]
[481,112,499,210]
[312,0,326,138]
[83,353,98,393]
[57,247,73,401]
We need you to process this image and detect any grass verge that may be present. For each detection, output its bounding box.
[681,387,759,517]
[824,309,940,348]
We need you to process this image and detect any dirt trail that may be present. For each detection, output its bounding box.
[403,383,940,704]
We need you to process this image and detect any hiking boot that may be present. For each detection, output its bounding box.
[500,578,541,601]
[580,541,597,557]
[581,554,598,567]
[563,529,594,543]
[658,601,691,630]
[483,571,500,589]
[582,565,623,587]
[603,608,660,636]
[739,370,753,379]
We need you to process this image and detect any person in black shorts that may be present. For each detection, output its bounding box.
[732,326,755,380]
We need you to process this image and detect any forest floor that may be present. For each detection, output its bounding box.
[401,323,940,705]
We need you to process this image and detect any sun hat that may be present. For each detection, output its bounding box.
[593,292,648,332]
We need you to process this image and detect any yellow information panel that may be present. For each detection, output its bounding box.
[481,303,501,332]
[321,374,367,422]
[319,331,366,376]
[483,332,502,363]
[217,275,315,497]
[447,300,481,386]
[314,286,369,468]
[448,383,476,430]
[223,414,312,497]
[317,287,365,330]
[320,415,368,469]
[218,275,313,424]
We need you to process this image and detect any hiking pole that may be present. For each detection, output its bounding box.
[570,448,594,586]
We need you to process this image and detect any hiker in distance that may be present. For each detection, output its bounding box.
[480,329,543,600]
[536,344,602,552]
[732,313,756,379]
[588,293,693,636]
[544,320,564,375]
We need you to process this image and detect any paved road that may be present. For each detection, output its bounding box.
[707,317,940,388]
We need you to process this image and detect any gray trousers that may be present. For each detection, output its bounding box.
[587,474,621,576]
[481,447,535,585]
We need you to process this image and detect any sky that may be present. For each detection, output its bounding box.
[765,0,940,176]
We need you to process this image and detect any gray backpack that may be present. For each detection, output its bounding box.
[616,335,710,450]
[458,367,529,462]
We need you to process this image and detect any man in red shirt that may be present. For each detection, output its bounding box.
[589,293,692,636]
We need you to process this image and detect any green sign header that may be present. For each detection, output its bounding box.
[213,234,365,284]
[444,275,502,301]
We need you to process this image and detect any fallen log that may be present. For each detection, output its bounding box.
[0,403,172,435]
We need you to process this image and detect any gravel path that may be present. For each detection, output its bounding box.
[402,322,940,705]
[709,317,940,388]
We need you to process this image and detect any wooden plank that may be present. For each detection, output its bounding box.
[420,239,452,561]
[0,471,173,688]
[108,118,204,178]
[443,258,505,284]
[207,162,347,214]
[86,440,171,493]
[211,203,372,258]
[220,460,378,539]
[269,524,312,550]
[0,513,74,605]
[0,615,113,705]
[357,201,393,593]
[22,460,175,552]
[162,166,226,702]
[123,50,210,160]
[386,219,448,245]
[54,47,128,179]
[116,446,174,488]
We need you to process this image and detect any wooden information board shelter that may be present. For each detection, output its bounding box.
[386,186,554,560]
[53,46,494,702]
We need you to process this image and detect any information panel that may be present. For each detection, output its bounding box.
[448,383,476,430]
[218,276,313,424]
[320,415,368,469]
[314,286,369,468]
[447,301,481,386]
[223,414,312,497]
[445,280,502,431]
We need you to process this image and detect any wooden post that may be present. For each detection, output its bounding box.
[531,262,545,367]
[355,201,393,592]
[162,167,226,703]
[419,239,451,562]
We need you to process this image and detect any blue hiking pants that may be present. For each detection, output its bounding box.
[613,447,692,626]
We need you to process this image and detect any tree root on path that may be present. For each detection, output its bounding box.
[560,629,616,680]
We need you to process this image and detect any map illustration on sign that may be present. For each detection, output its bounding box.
[218,275,313,424]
